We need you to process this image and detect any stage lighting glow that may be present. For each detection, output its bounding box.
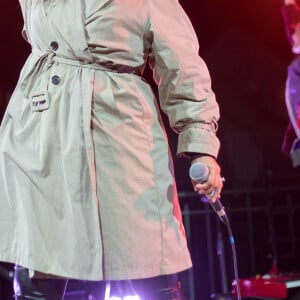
[109,296,141,300]
[105,281,141,300]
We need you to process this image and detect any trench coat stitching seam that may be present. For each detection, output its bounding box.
[130,76,164,272]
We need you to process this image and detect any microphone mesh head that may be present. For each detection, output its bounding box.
[189,162,209,183]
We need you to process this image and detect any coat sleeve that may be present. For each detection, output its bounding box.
[147,0,220,158]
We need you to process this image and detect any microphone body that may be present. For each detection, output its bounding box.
[189,162,227,224]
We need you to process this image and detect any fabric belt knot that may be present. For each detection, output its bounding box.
[19,52,56,112]
[20,51,56,98]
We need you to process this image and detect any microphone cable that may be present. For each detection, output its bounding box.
[222,208,241,300]
[189,162,241,299]
[201,195,241,300]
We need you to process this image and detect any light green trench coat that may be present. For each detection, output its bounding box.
[0,0,220,281]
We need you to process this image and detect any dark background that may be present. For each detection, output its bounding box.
[1,1,300,299]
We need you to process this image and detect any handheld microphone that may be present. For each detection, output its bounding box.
[189,162,228,224]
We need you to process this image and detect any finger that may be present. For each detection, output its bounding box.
[208,188,220,203]
[210,178,225,202]
[193,182,210,194]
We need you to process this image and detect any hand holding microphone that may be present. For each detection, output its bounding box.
[189,156,223,199]
[189,157,227,224]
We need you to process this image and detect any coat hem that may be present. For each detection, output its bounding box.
[0,254,192,281]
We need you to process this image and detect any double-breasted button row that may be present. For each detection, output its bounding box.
[50,41,59,51]
[50,42,60,85]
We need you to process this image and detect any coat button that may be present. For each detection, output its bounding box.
[50,41,59,51]
[51,75,60,85]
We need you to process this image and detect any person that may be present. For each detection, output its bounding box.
[0,0,223,299]
[282,0,300,167]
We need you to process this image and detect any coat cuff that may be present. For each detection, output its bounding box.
[177,126,220,158]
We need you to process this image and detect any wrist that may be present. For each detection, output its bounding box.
[188,152,215,162]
